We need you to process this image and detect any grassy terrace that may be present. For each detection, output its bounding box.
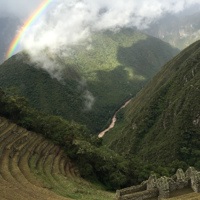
[0,116,114,200]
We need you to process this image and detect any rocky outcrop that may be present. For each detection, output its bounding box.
[193,114,200,126]
[115,167,200,200]
[147,175,157,190]
[190,168,200,193]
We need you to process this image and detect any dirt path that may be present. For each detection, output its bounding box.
[98,98,132,138]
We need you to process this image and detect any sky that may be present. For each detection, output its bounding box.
[1,0,200,21]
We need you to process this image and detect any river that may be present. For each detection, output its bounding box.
[98,98,132,138]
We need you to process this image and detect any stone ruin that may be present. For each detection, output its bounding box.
[114,167,200,200]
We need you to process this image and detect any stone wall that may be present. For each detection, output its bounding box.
[115,188,158,200]
[116,181,147,197]
[115,167,200,200]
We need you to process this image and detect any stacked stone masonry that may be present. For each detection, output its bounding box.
[115,167,200,200]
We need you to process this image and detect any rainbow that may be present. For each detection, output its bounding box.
[6,0,53,60]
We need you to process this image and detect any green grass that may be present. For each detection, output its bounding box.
[0,117,115,200]
[29,145,115,200]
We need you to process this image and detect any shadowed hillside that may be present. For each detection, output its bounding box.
[143,11,200,50]
[103,40,200,167]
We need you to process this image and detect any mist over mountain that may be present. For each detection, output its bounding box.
[143,7,200,50]
[177,3,200,16]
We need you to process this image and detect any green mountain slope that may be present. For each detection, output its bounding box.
[0,28,179,133]
[103,40,200,167]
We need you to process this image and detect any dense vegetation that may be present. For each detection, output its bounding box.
[0,87,185,190]
[103,40,200,170]
[0,28,179,133]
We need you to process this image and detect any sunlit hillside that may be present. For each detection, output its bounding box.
[0,28,179,133]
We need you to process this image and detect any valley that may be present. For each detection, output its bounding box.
[0,28,179,134]
[1,2,200,199]
[1,29,200,200]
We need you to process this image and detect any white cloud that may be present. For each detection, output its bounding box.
[18,0,200,54]
[2,0,200,76]
[2,0,200,111]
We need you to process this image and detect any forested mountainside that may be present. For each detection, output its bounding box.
[103,40,200,168]
[0,88,116,199]
[0,28,179,133]
[0,17,20,64]
[0,86,180,194]
[143,11,200,50]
